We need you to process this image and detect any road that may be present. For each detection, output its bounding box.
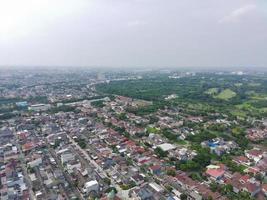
[15,135,36,200]
[66,134,129,199]
[47,145,85,200]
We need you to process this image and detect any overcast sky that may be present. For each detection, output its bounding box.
[0,0,267,68]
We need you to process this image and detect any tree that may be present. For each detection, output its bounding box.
[76,138,87,149]
[221,184,233,194]
[154,147,168,158]
[189,172,202,181]
[165,185,173,192]
[117,112,127,120]
[149,115,159,124]
[126,158,133,166]
[166,169,176,177]
[235,191,254,200]
[209,181,218,192]
[105,187,117,194]
[180,193,187,200]
[103,177,111,185]
[255,174,263,183]
[91,100,105,108]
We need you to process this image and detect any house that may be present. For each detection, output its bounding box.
[27,155,42,168]
[262,184,267,197]
[166,195,180,200]
[60,153,75,164]
[245,148,263,163]
[66,161,82,173]
[22,142,34,152]
[135,187,154,200]
[201,138,238,156]
[205,164,225,181]
[101,194,121,200]
[173,171,222,200]
[226,172,261,197]
[131,174,145,185]
[243,182,261,197]
[233,155,250,166]
[170,148,197,161]
[244,167,260,175]
[246,128,267,141]
[256,156,267,176]
[156,143,176,152]
[149,165,161,175]
[148,182,164,193]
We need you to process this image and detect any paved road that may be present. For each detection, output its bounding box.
[66,134,129,199]
[47,146,85,200]
[15,135,36,200]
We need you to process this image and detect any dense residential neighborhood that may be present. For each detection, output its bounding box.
[0,69,267,200]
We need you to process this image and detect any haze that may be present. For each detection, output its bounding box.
[0,0,267,68]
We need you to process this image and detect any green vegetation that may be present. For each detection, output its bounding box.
[166,169,176,176]
[214,89,236,100]
[186,130,216,143]
[205,88,219,95]
[50,105,76,113]
[120,181,136,190]
[0,112,16,120]
[117,112,127,120]
[221,155,245,173]
[146,127,160,133]
[96,74,267,120]
[180,194,187,200]
[103,177,111,185]
[154,147,168,158]
[91,100,105,108]
[75,138,87,149]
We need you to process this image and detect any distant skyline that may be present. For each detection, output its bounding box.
[0,0,267,68]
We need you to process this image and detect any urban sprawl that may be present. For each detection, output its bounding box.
[0,69,267,200]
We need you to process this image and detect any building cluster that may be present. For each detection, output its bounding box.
[0,71,267,200]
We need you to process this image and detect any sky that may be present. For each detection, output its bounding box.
[0,0,267,68]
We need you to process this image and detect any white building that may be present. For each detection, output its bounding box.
[29,104,51,112]
[156,143,176,152]
[27,157,42,168]
[82,180,99,194]
[61,153,75,164]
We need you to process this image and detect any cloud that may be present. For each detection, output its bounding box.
[0,0,90,41]
[127,20,147,27]
[219,4,257,23]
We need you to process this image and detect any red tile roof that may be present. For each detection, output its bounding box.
[149,165,161,171]
[206,164,225,178]
[262,184,267,191]
[22,142,34,151]
[245,182,260,193]
[237,156,249,162]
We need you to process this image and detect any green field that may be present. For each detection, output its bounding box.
[230,110,246,118]
[248,83,261,87]
[234,83,243,87]
[146,127,160,133]
[205,88,219,95]
[96,74,267,119]
[215,89,236,100]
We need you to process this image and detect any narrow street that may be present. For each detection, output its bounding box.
[47,146,85,200]
[15,135,36,200]
[66,134,130,199]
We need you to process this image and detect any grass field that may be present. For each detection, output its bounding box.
[215,89,236,100]
[234,83,243,87]
[259,108,267,112]
[230,110,246,118]
[146,127,160,133]
[205,88,219,95]
[248,83,261,87]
